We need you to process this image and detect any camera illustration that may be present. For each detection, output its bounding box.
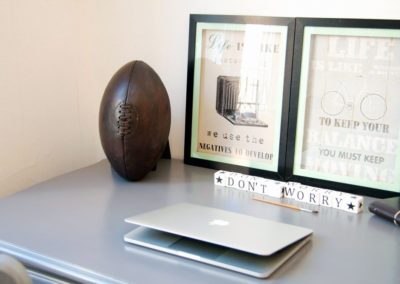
[216,75,268,127]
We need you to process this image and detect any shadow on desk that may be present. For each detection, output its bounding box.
[124,240,313,283]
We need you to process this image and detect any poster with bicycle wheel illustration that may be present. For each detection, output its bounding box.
[291,19,400,195]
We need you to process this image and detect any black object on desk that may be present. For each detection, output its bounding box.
[369,197,400,226]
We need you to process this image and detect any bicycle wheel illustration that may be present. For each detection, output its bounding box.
[321,91,345,116]
[360,93,387,120]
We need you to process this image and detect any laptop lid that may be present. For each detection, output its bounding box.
[124,203,312,256]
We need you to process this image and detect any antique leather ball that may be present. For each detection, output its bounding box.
[99,61,171,180]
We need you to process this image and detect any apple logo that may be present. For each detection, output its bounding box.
[209,219,229,226]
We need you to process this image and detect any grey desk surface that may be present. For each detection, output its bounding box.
[0,159,398,284]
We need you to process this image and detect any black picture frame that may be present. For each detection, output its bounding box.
[184,14,295,180]
[286,17,400,198]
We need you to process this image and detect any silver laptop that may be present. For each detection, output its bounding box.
[124,203,312,278]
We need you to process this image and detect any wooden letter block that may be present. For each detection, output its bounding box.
[236,174,247,190]
[245,176,258,193]
[254,177,268,194]
[294,185,309,203]
[265,180,284,198]
[331,192,348,210]
[341,194,364,214]
[320,189,335,207]
[283,182,300,199]
[307,187,321,205]
[214,170,228,187]
[225,172,237,188]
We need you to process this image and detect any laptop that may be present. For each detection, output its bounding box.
[124,203,312,278]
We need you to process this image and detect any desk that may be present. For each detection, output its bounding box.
[0,159,398,283]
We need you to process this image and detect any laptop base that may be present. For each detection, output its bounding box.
[124,226,311,278]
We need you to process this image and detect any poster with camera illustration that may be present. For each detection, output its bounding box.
[192,23,288,171]
[295,28,400,192]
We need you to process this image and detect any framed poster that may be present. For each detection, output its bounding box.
[184,14,295,179]
[287,18,400,197]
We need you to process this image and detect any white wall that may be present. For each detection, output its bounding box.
[1,0,399,198]
[0,0,88,198]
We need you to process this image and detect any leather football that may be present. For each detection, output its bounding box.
[99,61,171,180]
